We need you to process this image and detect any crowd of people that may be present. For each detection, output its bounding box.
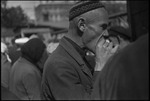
[1,1,149,100]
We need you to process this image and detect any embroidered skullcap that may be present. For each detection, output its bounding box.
[69,1,105,21]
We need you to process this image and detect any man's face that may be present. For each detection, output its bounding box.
[81,8,109,53]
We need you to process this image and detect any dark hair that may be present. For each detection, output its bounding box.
[21,38,46,63]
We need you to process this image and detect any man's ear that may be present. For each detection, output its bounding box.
[77,17,86,33]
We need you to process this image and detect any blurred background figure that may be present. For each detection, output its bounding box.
[8,37,29,65]
[1,42,12,89]
[9,38,48,100]
[1,42,19,100]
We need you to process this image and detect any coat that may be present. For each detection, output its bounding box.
[92,34,149,100]
[1,86,20,100]
[9,57,42,100]
[42,37,93,100]
[1,53,11,88]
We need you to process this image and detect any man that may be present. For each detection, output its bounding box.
[42,1,118,100]
[92,34,149,100]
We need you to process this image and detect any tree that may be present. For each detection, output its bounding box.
[1,1,29,29]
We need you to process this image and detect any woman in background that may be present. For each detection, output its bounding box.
[9,38,48,100]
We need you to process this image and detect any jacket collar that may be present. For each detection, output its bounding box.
[63,36,86,59]
[59,37,93,79]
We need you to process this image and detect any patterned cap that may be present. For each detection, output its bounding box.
[69,1,105,21]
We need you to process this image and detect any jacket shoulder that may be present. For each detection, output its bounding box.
[43,45,78,75]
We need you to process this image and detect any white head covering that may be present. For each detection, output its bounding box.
[15,37,29,45]
[1,42,7,53]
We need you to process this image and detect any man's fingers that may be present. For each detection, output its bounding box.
[106,42,113,50]
[111,44,119,53]
[103,39,110,48]
[96,37,105,48]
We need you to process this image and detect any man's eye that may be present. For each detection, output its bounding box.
[101,24,108,30]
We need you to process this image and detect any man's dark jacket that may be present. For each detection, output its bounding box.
[42,37,93,100]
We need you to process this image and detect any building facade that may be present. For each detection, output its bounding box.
[35,1,77,28]
[34,1,77,46]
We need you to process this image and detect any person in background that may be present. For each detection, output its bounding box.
[8,38,23,65]
[1,42,12,89]
[42,1,118,100]
[92,34,149,100]
[9,38,47,100]
[1,43,20,100]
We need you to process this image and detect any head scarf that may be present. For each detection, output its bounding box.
[21,38,46,64]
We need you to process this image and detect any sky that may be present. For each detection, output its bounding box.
[7,1,126,20]
[7,1,73,20]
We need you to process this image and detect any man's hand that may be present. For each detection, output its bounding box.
[95,37,119,71]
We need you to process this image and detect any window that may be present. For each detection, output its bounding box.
[43,12,49,21]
